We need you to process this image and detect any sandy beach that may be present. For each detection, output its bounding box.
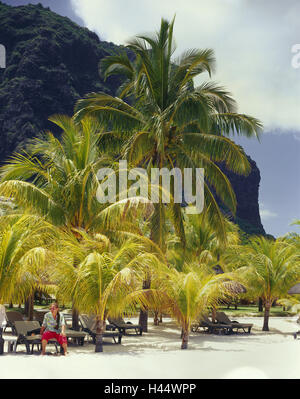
[1,316,300,379]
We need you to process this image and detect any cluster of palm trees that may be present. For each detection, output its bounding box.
[0,18,299,351]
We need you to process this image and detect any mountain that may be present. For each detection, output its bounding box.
[218,157,266,236]
[0,1,123,158]
[0,1,266,236]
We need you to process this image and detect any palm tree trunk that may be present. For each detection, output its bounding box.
[211,307,216,323]
[95,318,104,353]
[139,277,151,333]
[25,294,34,320]
[153,311,159,326]
[29,294,34,321]
[263,300,271,331]
[258,297,263,312]
[159,313,163,323]
[24,299,28,316]
[181,328,189,349]
[72,305,80,331]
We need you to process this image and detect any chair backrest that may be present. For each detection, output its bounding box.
[33,311,48,324]
[80,314,96,330]
[216,312,231,324]
[14,321,40,336]
[6,311,24,323]
[200,314,211,324]
[80,314,110,332]
[61,313,73,328]
[108,317,124,326]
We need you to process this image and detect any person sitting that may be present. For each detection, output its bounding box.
[40,302,68,355]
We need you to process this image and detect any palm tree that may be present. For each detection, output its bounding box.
[74,17,262,249]
[150,261,236,349]
[0,214,56,311]
[74,18,262,331]
[167,211,240,270]
[0,115,154,327]
[50,238,161,352]
[229,236,300,331]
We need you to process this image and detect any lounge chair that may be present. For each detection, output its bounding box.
[216,311,253,333]
[79,315,123,344]
[4,311,24,334]
[108,316,143,335]
[33,310,48,326]
[13,321,60,354]
[43,313,87,345]
[191,314,233,335]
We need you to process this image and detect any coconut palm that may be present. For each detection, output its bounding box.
[0,214,57,311]
[74,17,263,250]
[285,220,300,250]
[229,236,300,331]
[167,211,240,270]
[50,238,161,352]
[277,296,300,313]
[74,18,262,332]
[0,115,155,326]
[0,115,152,234]
[150,261,236,349]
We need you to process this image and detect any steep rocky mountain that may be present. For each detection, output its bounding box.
[0,1,123,158]
[0,1,265,236]
[218,158,265,236]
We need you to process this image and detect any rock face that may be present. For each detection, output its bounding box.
[0,1,122,159]
[0,2,266,236]
[218,157,266,236]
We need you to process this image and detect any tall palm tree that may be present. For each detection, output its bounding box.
[74,18,262,332]
[228,236,300,331]
[74,17,263,249]
[50,238,161,352]
[75,18,263,332]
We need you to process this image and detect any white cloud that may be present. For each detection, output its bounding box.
[71,0,300,132]
[259,203,278,221]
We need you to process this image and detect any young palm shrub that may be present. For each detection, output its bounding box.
[167,211,240,270]
[228,236,300,331]
[0,214,57,308]
[151,262,237,349]
[50,238,161,352]
[277,296,300,313]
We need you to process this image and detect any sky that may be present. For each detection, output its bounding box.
[3,0,300,237]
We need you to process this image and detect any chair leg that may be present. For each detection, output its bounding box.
[25,341,30,354]
[8,342,13,353]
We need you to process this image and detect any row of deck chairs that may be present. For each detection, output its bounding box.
[4,311,143,354]
[191,312,253,335]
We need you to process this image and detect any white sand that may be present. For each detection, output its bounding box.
[1,316,300,379]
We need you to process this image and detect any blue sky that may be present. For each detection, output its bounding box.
[3,0,300,237]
